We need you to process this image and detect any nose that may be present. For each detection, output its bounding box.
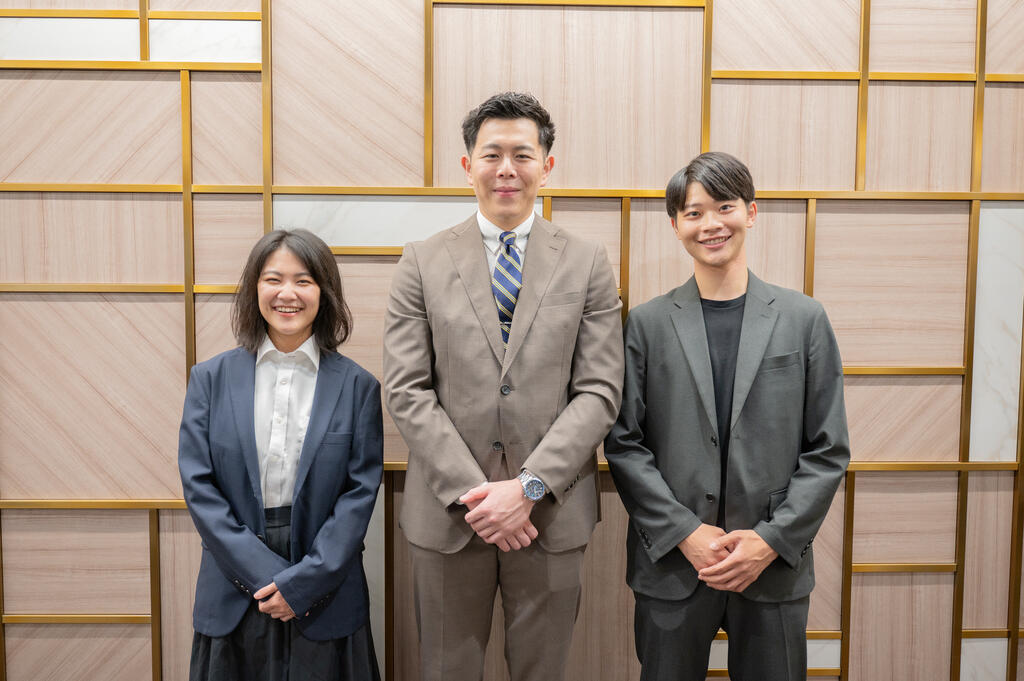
[497,155,516,177]
[276,281,299,300]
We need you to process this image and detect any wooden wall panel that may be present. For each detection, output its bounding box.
[433,5,703,190]
[272,0,424,187]
[849,573,953,681]
[150,0,259,10]
[987,0,1024,74]
[191,73,261,187]
[712,0,860,71]
[194,292,235,363]
[0,192,183,284]
[0,293,184,498]
[745,199,805,292]
[5,624,151,681]
[852,472,959,563]
[550,198,621,287]
[981,84,1024,192]
[808,479,845,631]
[963,472,1013,629]
[193,194,263,286]
[710,80,858,191]
[1,0,134,10]
[160,509,203,681]
[844,376,962,461]
[0,71,180,184]
[865,82,973,191]
[869,0,977,73]
[814,201,969,366]
[2,509,150,614]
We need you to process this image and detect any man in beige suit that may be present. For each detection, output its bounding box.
[383,92,624,681]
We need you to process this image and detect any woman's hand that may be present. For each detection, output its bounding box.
[254,582,297,621]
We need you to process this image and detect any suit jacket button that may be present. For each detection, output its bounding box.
[500,384,512,395]
[710,435,718,446]
[705,493,715,502]
[492,441,503,451]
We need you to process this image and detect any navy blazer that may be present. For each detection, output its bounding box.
[179,346,383,641]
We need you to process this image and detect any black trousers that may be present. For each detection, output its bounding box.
[634,584,809,681]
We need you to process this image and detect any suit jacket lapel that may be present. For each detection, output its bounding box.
[669,278,719,437]
[445,216,505,364]
[730,272,779,430]
[227,349,264,510]
[291,351,350,504]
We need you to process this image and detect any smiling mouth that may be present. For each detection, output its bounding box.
[701,235,730,246]
[274,306,302,313]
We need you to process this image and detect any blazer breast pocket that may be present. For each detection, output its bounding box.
[539,291,583,307]
[758,350,800,372]
[318,431,353,462]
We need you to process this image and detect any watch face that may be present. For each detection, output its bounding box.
[523,478,545,501]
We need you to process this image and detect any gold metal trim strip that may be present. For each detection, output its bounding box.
[139,0,148,62]
[712,70,860,80]
[961,201,981,462]
[542,196,552,221]
[273,185,476,196]
[868,72,977,82]
[970,0,988,193]
[951,471,971,680]
[839,471,855,679]
[261,0,273,235]
[434,0,705,5]
[961,629,1010,638]
[0,60,260,71]
[707,668,842,676]
[424,0,433,186]
[0,9,137,17]
[711,630,842,640]
[148,11,262,20]
[149,510,163,681]
[0,500,187,509]
[192,184,263,193]
[194,284,237,294]
[855,0,871,191]
[181,69,197,375]
[804,198,816,296]
[0,183,181,193]
[1008,299,1024,681]
[843,366,964,375]
[620,197,631,315]
[2,614,151,624]
[847,462,1017,472]
[331,247,404,256]
[0,283,184,293]
[852,563,958,573]
[986,73,1024,82]
[700,0,712,152]
[0,507,6,681]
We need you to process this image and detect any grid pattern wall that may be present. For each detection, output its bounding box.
[0,1,1023,681]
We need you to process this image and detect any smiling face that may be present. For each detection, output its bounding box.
[257,246,321,352]
[461,117,553,230]
[671,181,756,274]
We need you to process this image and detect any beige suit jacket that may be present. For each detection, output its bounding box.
[383,214,624,553]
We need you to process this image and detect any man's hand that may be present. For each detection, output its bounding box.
[678,523,730,570]
[460,480,538,552]
[697,530,778,593]
[253,582,298,621]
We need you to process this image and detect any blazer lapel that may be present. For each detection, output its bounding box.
[291,351,351,504]
[730,272,779,430]
[444,216,505,364]
[669,278,719,437]
[227,349,264,510]
[501,216,565,376]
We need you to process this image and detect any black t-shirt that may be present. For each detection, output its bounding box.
[700,294,746,527]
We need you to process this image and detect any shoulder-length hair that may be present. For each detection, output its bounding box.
[231,229,352,354]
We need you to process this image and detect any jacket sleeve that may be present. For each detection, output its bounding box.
[752,304,851,569]
[273,377,384,617]
[604,311,703,562]
[178,364,291,595]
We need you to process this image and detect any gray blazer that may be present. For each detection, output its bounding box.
[604,272,849,603]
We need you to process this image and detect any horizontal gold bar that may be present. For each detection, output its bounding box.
[3,614,151,624]
[986,73,1024,83]
[848,461,1016,471]
[0,499,187,509]
[0,183,181,193]
[869,71,977,82]
[0,60,259,71]
[711,630,841,640]
[192,184,263,194]
[852,563,957,573]
[194,284,237,294]
[756,190,980,200]
[843,366,964,375]
[712,70,860,80]
[147,11,261,20]
[0,283,184,293]
[435,0,704,5]
[332,247,404,256]
[709,671,842,678]
[273,185,476,196]
[961,629,1010,638]
[0,9,137,17]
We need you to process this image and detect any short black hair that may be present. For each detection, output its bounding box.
[461,91,555,156]
[665,151,756,218]
[232,229,352,354]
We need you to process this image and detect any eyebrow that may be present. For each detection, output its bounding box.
[261,269,312,277]
[480,143,536,152]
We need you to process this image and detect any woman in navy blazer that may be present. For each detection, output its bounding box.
[179,229,383,680]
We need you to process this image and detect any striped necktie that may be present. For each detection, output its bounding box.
[491,231,523,347]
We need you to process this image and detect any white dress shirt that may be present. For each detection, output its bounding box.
[254,334,320,508]
[477,210,534,273]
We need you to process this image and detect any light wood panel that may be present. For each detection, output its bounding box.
[5,624,151,681]
[2,0,134,7]
[0,192,183,284]
[987,0,1024,74]
[194,292,235,363]
[710,80,858,191]
[550,198,621,287]
[190,73,261,187]
[963,472,1013,629]
[712,0,860,71]
[844,376,962,461]
[848,573,954,681]
[808,479,845,631]
[159,509,202,681]
[0,71,181,184]
[193,194,263,285]
[869,0,977,73]
[433,5,703,190]
[0,293,185,498]
[981,84,1024,192]
[272,0,424,186]
[744,199,805,292]
[865,82,973,191]
[149,0,259,10]
[814,201,969,366]
[852,472,959,563]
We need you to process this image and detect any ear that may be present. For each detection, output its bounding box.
[669,215,683,240]
[461,155,472,184]
[745,200,758,229]
[539,155,554,187]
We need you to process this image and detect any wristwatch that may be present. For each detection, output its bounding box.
[517,469,546,501]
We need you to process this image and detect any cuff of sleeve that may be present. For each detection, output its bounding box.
[273,568,313,619]
[753,522,801,570]
[646,516,703,563]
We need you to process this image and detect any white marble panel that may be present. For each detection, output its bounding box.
[274,196,542,247]
[808,639,842,669]
[970,203,1024,461]
[708,639,728,669]
[960,638,1007,681]
[0,18,138,60]
[149,19,260,63]
[365,484,384,673]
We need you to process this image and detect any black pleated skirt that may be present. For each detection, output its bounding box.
[190,506,381,681]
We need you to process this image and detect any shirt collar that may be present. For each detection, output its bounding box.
[477,210,534,255]
[256,334,321,370]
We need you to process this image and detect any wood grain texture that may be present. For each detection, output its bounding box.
[2,0,134,7]
[711,80,858,191]
[745,199,805,292]
[150,0,259,9]
[0,293,185,498]
[272,0,424,186]
[159,509,203,681]
[852,472,958,563]
[1,509,150,614]
[848,572,953,681]
[191,73,261,187]
[193,194,263,286]
[844,376,962,461]
[981,84,1024,192]
[194,292,235,363]
[987,0,1024,74]
[712,0,860,71]
[808,479,845,631]
[0,71,180,184]
[0,192,183,284]
[865,82,973,192]
[813,200,969,366]
[550,198,621,287]
[433,5,703,190]
[963,472,1013,629]
[5,624,151,681]
[869,0,976,73]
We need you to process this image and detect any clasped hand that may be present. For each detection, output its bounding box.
[679,524,778,593]
[459,480,538,552]
[253,582,299,621]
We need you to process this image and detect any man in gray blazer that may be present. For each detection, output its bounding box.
[605,152,849,681]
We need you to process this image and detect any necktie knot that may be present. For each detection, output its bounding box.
[499,231,516,253]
